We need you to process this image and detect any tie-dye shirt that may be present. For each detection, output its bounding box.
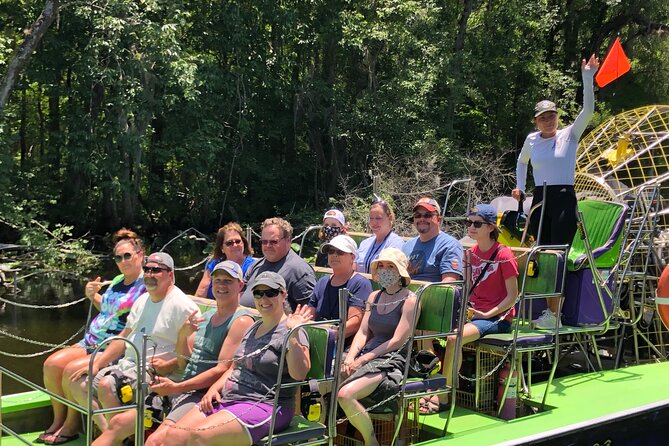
[83,274,146,347]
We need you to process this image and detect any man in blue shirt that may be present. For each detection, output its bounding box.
[402,197,463,283]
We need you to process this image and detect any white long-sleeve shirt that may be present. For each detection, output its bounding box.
[515,70,595,193]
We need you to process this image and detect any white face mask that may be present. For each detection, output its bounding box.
[377,268,401,289]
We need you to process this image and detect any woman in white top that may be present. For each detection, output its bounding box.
[512,54,599,329]
[356,199,404,273]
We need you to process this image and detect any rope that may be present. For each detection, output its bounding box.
[458,347,511,382]
[0,325,85,358]
[0,294,88,309]
[173,257,208,272]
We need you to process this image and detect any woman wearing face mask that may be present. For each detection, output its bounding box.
[315,209,348,267]
[356,198,404,274]
[338,248,417,446]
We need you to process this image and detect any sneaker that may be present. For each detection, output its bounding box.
[533,309,562,329]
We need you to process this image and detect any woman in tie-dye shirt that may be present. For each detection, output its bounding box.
[39,229,146,445]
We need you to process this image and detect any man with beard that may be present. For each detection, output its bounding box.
[69,252,201,434]
[401,197,463,283]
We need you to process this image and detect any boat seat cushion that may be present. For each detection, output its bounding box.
[568,200,627,271]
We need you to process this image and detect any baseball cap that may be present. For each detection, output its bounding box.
[534,100,557,117]
[320,235,358,258]
[413,197,441,215]
[145,252,174,271]
[212,260,244,281]
[252,271,286,291]
[323,209,346,226]
[469,204,498,226]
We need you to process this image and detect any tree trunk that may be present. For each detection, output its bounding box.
[0,0,59,114]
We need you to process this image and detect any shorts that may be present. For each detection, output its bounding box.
[470,317,511,337]
[165,391,203,423]
[92,361,141,401]
[77,339,97,355]
[206,400,292,443]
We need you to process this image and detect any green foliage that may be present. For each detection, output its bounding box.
[0,0,666,245]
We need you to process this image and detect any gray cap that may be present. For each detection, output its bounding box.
[145,252,174,271]
[252,271,286,291]
[212,260,244,281]
[534,100,557,117]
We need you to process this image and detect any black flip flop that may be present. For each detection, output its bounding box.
[45,433,79,445]
[34,431,56,444]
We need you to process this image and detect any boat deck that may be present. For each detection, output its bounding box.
[3,362,669,445]
[417,361,669,445]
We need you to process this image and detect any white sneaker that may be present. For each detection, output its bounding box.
[533,309,562,329]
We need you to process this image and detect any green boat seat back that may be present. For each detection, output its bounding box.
[304,325,335,379]
[521,250,565,296]
[416,285,457,333]
[568,200,628,271]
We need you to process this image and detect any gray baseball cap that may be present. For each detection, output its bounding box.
[145,252,174,271]
[252,271,286,291]
[534,100,557,117]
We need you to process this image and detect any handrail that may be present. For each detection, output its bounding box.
[298,225,323,258]
[85,335,147,446]
[265,294,346,446]
[0,334,148,446]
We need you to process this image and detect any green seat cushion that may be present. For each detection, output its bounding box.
[568,200,627,271]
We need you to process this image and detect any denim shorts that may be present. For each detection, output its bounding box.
[470,317,511,337]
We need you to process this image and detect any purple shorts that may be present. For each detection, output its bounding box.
[206,401,292,443]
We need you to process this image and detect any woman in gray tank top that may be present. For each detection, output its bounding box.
[338,248,418,446]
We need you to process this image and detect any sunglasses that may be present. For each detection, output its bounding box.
[465,220,490,228]
[413,212,436,220]
[143,266,170,274]
[224,239,243,247]
[260,239,283,246]
[325,247,347,256]
[113,252,134,263]
[252,289,281,299]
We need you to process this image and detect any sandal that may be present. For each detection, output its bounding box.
[45,433,79,445]
[35,431,56,443]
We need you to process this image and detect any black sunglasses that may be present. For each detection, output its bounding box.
[143,266,170,274]
[465,219,490,228]
[252,289,281,299]
[113,252,134,263]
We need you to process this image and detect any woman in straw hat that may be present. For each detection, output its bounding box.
[337,248,417,446]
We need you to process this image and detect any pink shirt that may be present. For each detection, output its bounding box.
[470,242,519,322]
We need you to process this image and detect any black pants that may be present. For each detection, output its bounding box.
[528,185,577,245]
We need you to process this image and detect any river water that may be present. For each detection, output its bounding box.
[0,263,203,395]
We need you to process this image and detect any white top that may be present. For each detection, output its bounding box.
[516,70,595,193]
[124,286,201,367]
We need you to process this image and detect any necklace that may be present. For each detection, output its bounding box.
[383,287,402,296]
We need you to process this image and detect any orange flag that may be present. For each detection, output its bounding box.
[595,37,631,87]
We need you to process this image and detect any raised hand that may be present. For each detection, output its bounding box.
[85,277,103,299]
[180,310,204,335]
[286,304,314,330]
[582,53,600,73]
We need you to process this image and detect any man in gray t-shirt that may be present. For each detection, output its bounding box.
[240,217,316,311]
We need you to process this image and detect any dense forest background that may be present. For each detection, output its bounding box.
[0,0,668,243]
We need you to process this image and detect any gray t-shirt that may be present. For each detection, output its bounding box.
[220,319,309,410]
[240,250,316,311]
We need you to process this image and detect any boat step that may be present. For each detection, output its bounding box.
[1,390,51,414]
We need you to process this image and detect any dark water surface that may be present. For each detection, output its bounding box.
[0,264,203,395]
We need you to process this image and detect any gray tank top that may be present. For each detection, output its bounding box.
[363,291,406,353]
